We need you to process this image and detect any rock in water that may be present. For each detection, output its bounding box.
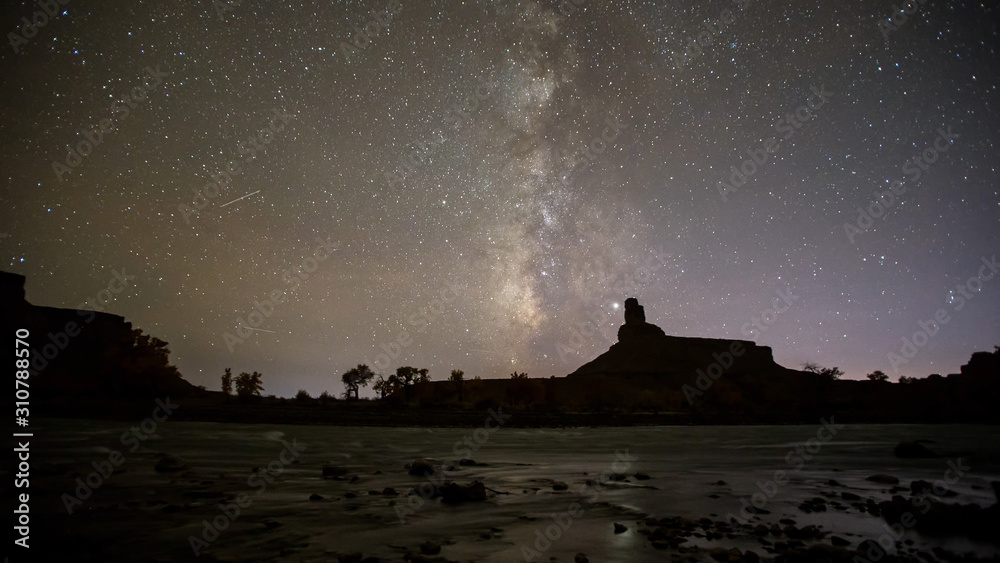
[894,441,937,458]
[420,541,441,555]
[439,481,486,504]
[154,454,188,473]
[866,474,900,485]
[408,459,434,476]
[322,465,348,478]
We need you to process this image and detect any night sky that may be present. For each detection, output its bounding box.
[2,0,998,398]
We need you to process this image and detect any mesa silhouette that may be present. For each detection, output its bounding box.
[5,270,998,425]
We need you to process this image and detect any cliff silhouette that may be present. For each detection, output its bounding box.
[2,271,201,399]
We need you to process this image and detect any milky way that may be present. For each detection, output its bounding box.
[2,0,998,397]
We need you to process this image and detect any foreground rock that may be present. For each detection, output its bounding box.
[894,441,937,458]
[878,494,1000,543]
[408,459,435,476]
[154,454,188,473]
[439,481,486,504]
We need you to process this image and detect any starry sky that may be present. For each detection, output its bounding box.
[2,0,998,398]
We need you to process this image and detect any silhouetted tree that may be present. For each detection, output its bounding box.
[822,367,844,381]
[394,366,429,400]
[372,373,392,400]
[221,367,233,395]
[802,362,843,381]
[235,371,264,398]
[341,364,375,400]
[507,371,533,406]
[867,370,889,382]
[116,328,182,381]
[295,389,311,401]
[450,369,465,401]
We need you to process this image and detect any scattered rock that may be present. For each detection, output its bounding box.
[840,491,861,501]
[344,492,357,499]
[408,459,434,476]
[154,454,188,473]
[799,497,829,513]
[910,480,933,495]
[420,540,441,555]
[458,458,485,466]
[635,472,651,480]
[879,494,1000,543]
[614,522,628,534]
[552,481,569,491]
[382,487,398,496]
[322,465,348,479]
[574,554,589,563]
[894,441,937,458]
[439,481,486,504]
[309,493,324,501]
[865,474,899,485]
[830,535,850,546]
[772,544,853,562]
